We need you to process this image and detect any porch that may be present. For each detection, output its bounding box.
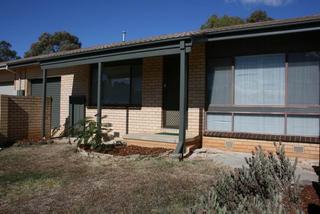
[38,40,199,155]
[123,132,201,153]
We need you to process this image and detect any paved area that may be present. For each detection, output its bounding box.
[189,148,319,185]
[123,133,198,143]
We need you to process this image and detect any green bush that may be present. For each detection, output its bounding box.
[191,143,301,214]
[74,116,113,150]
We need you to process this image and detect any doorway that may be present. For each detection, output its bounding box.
[163,55,182,128]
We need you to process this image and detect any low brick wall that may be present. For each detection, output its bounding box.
[0,95,51,143]
[203,136,320,160]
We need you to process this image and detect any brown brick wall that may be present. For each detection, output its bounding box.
[0,95,51,143]
[203,136,320,160]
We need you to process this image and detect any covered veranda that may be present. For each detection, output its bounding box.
[39,39,193,155]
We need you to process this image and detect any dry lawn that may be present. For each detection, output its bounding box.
[0,143,226,213]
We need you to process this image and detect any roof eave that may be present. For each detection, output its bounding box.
[5,15,320,68]
[6,35,194,68]
[206,18,320,37]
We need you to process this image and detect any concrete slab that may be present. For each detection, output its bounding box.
[123,133,198,144]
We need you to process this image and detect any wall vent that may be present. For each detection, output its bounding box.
[225,141,234,148]
[293,146,304,153]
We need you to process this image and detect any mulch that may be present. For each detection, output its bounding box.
[106,145,172,156]
[79,144,172,157]
[300,183,320,214]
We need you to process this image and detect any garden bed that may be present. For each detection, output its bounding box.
[300,183,320,213]
[78,144,172,157]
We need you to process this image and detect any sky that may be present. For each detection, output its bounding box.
[0,0,319,57]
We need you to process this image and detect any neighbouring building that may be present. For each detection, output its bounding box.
[0,15,319,159]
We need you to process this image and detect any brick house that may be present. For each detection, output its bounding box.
[0,15,319,159]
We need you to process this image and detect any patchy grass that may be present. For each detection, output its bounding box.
[0,143,226,213]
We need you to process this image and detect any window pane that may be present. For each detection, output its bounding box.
[131,64,142,105]
[207,114,232,131]
[234,114,285,135]
[288,52,320,105]
[235,54,285,105]
[102,65,130,105]
[287,116,320,137]
[207,59,232,105]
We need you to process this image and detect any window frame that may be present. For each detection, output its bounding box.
[89,60,143,108]
[205,52,320,137]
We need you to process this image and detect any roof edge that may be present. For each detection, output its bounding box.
[5,14,320,68]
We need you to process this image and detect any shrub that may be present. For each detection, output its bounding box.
[191,143,301,214]
[74,116,113,150]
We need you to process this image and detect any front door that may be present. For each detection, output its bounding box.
[163,55,180,128]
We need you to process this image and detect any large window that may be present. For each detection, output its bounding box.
[288,52,320,105]
[90,62,142,106]
[206,52,320,137]
[207,59,233,105]
[235,54,285,105]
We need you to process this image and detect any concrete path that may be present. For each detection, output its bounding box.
[189,148,319,185]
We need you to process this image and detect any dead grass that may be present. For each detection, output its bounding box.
[0,143,227,213]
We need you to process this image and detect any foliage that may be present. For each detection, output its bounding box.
[201,15,244,29]
[191,143,301,213]
[201,10,273,29]
[0,41,20,62]
[24,31,81,57]
[73,116,112,150]
[247,10,273,23]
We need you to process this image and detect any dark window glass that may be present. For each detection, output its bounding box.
[131,64,142,105]
[90,62,142,106]
[103,65,130,105]
[288,52,320,105]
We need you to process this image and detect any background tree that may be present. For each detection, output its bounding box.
[201,15,244,29]
[0,41,20,62]
[24,31,81,57]
[247,10,273,23]
[201,10,274,29]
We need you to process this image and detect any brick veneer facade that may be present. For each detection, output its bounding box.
[9,44,206,137]
[0,95,51,143]
[4,43,318,160]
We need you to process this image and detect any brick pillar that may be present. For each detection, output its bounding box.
[187,43,206,135]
